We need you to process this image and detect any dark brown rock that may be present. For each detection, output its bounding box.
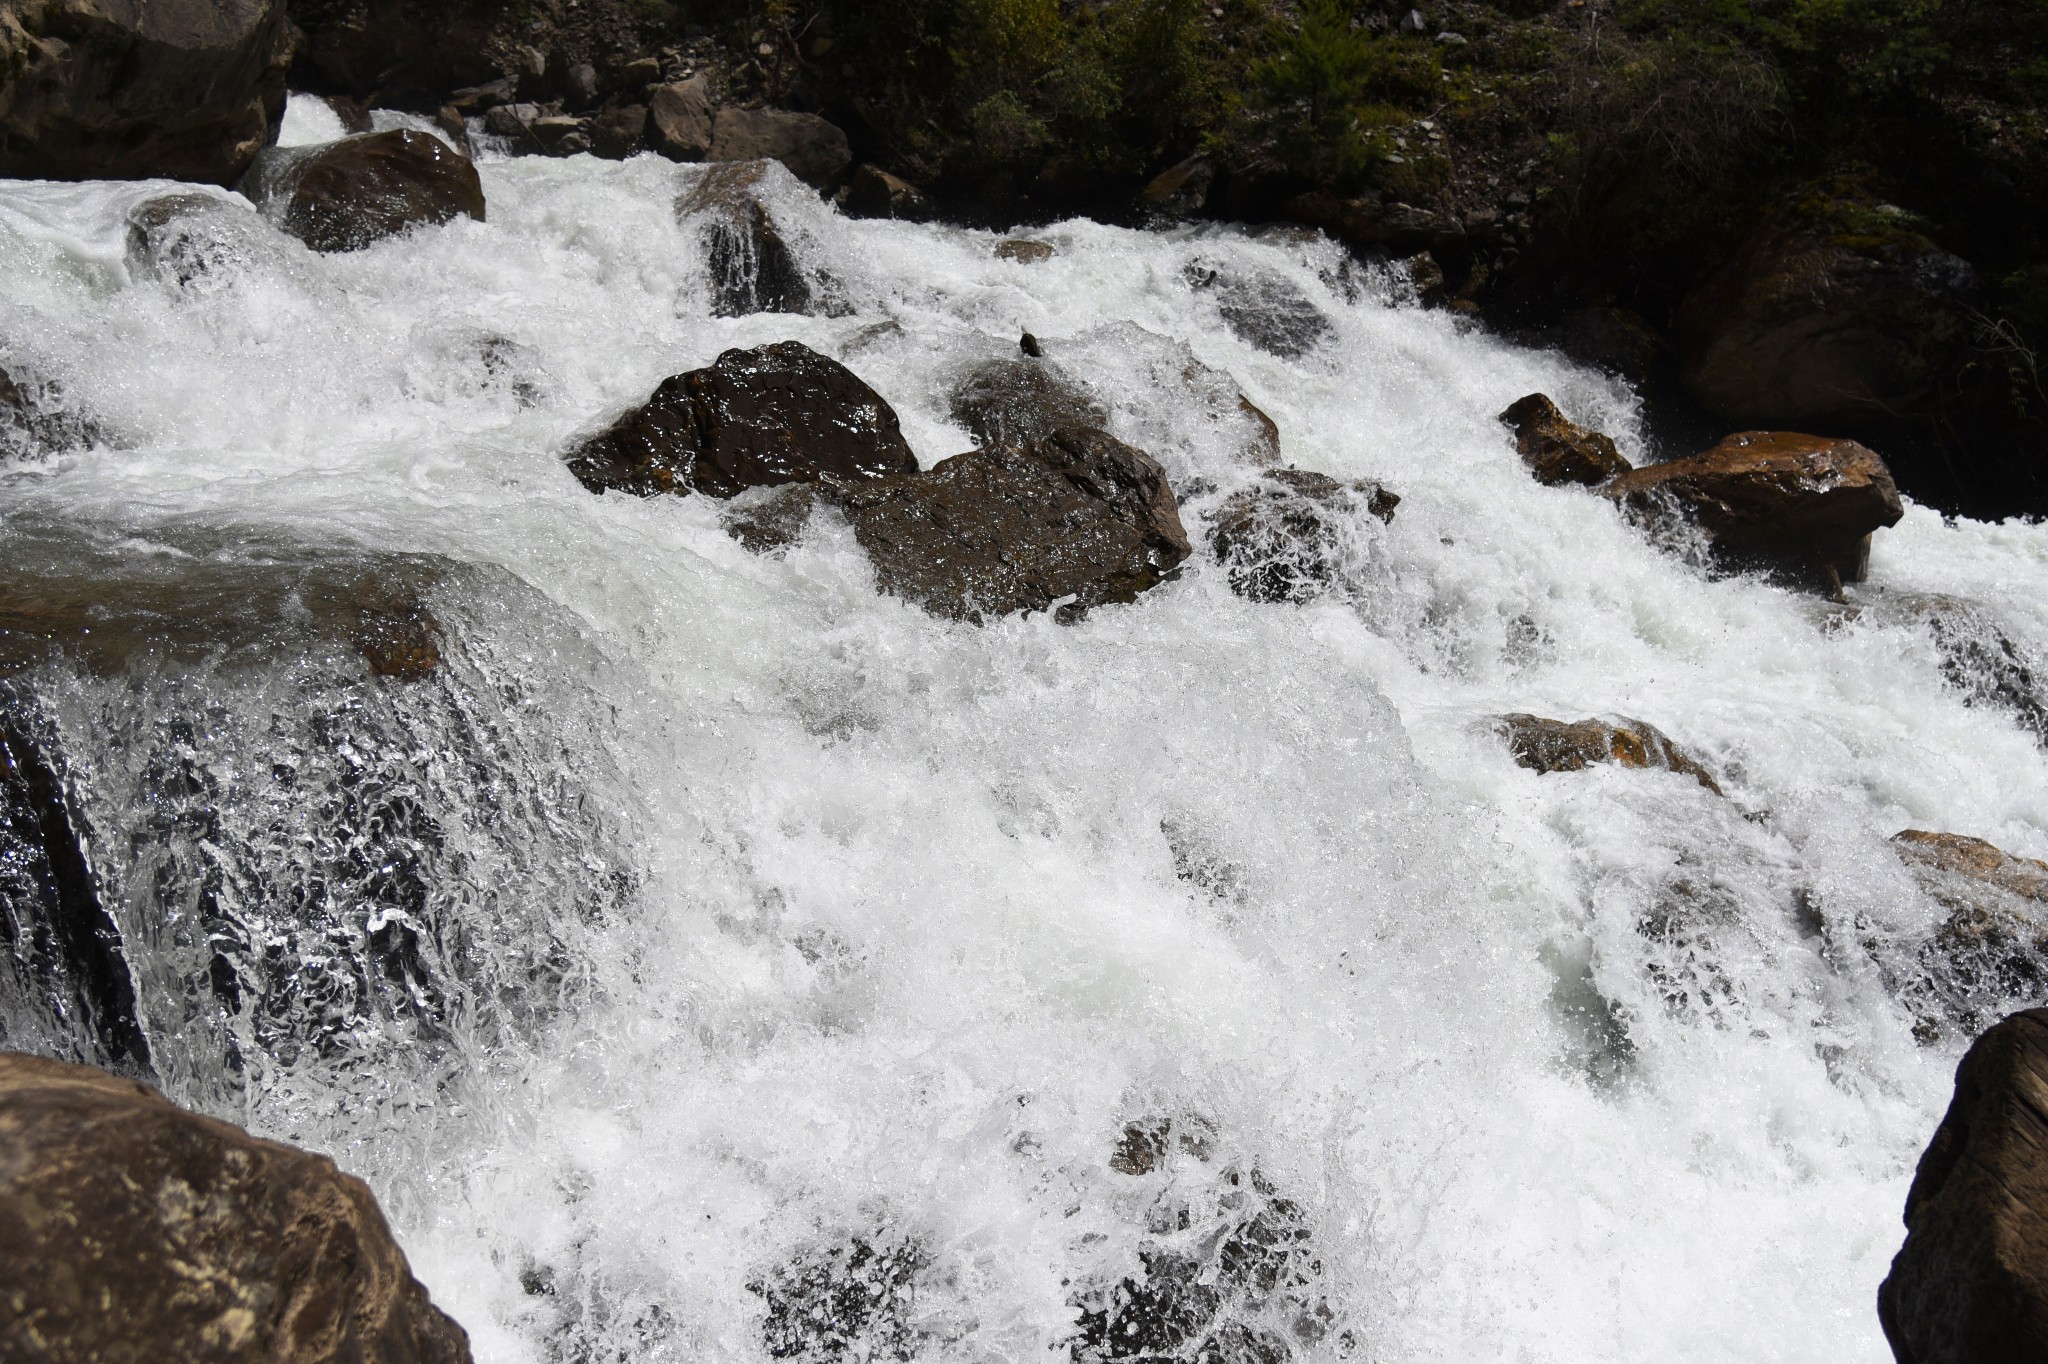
[239,130,485,254]
[586,104,645,159]
[830,427,1191,623]
[1878,1008,2048,1364]
[1604,430,1904,588]
[1679,177,1981,427]
[709,107,851,189]
[996,239,1055,264]
[0,1052,471,1364]
[676,160,813,317]
[842,164,930,221]
[1499,394,1632,487]
[1494,714,1722,794]
[0,0,291,185]
[646,76,713,160]
[1209,469,1399,605]
[1140,155,1213,216]
[950,359,1105,449]
[568,340,916,499]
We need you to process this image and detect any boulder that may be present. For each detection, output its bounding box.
[1604,431,1903,588]
[1140,155,1214,217]
[949,359,1105,449]
[1209,468,1399,605]
[1878,1008,2048,1364]
[586,103,645,160]
[1678,177,1980,427]
[0,1052,471,1364]
[1890,830,2048,1039]
[0,0,291,184]
[709,107,851,189]
[828,426,1191,623]
[1499,394,1632,487]
[239,130,484,254]
[0,359,99,460]
[996,238,1055,264]
[841,164,930,221]
[567,340,916,498]
[1891,596,2048,746]
[646,76,714,160]
[676,160,813,317]
[1494,714,1722,794]
[1184,262,1334,360]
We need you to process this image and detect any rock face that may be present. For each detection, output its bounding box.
[1209,468,1399,604]
[568,341,916,498]
[709,107,850,189]
[677,161,813,317]
[0,0,291,184]
[239,130,485,254]
[1494,714,1722,794]
[1604,431,1904,587]
[1679,178,1980,428]
[0,1052,471,1364]
[1878,1008,2048,1364]
[1498,393,1631,487]
[1890,830,2048,1039]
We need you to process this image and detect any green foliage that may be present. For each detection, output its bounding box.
[1251,0,1378,127]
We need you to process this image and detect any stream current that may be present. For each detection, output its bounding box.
[4,95,2046,1362]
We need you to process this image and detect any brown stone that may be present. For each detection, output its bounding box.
[708,107,851,189]
[1890,831,2048,1040]
[1140,155,1213,216]
[995,239,1055,264]
[1604,430,1903,587]
[0,1052,471,1364]
[0,0,292,185]
[239,130,485,254]
[1499,393,1632,487]
[1209,468,1399,605]
[567,340,916,499]
[676,161,813,317]
[949,359,1105,449]
[842,164,930,221]
[646,76,714,160]
[1878,1008,2048,1364]
[1494,714,1722,794]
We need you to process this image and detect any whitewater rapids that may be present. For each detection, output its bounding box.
[5,95,2046,1362]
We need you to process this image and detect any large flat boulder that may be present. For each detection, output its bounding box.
[239,130,485,254]
[1879,1008,2048,1364]
[1604,430,1904,588]
[0,1052,471,1364]
[0,0,291,184]
[568,340,917,498]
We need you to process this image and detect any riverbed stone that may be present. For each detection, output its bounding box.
[1604,430,1903,589]
[239,130,485,254]
[1879,1007,2048,1364]
[1499,393,1631,487]
[1209,468,1399,605]
[0,1051,472,1364]
[568,340,916,498]
[0,0,292,184]
[1494,714,1722,794]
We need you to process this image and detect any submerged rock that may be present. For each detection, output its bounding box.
[1887,595,2048,747]
[0,1052,472,1364]
[996,239,1055,264]
[1184,262,1334,360]
[568,340,917,498]
[125,191,289,287]
[1879,1008,2048,1364]
[239,130,485,254]
[1494,714,1722,794]
[710,107,851,189]
[1498,393,1631,487]
[1209,468,1399,605]
[751,1232,930,1363]
[0,0,291,184]
[1889,830,2048,1040]
[677,160,813,317]
[949,358,1106,449]
[1604,430,1903,589]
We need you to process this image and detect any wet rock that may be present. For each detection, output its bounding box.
[1405,251,1447,303]
[950,359,1106,449]
[0,0,291,184]
[1889,831,2048,1040]
[842,164,931,221]
[1878,1008,2048,1363]
[646,76,714,160]
[996,238,1056,264]
[1903,597,2048,745]
[751,1232,930,1363]
[1209,468,1400,605]
[125,192,287,288]
[710,107,851,189]
[0,1052,471,1364]
[239,130,485,254]
[0,708,148,1072]
[0,360,99,460]
[1498,394,1632,487]
[587,104,646,160]
[677,160,814,317]
[1185,263,1335,360]
[1141,155,1214,217]
[1679,177,1981,427]
[528,114,591,156]
[828,427,1191,623]
[1494,714,1722,794]
[1604,430,1904,589]
[568,340,916,499]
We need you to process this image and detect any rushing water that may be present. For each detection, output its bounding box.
[6,94,2048,1362]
